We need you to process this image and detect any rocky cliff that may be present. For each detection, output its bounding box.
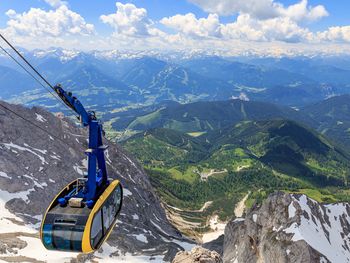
[0,101,193,262]
[176,192,350,263]
[224,192,350,263]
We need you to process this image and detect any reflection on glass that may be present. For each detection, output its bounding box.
[52,224,84,251]
[91,210,103,248]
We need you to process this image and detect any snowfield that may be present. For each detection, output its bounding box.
[285,195,350,263]
[0,192,174,263]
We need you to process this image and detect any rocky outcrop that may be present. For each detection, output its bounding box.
[223,192,350,263]
[0,101,193,262]
[172,246,222,263]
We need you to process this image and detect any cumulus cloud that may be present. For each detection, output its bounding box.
[160,0,329,44]
[317,26,350,43]
[161,12,311,43]
[188,0,328,22]
[1,0,349,54]
[161,13,222,38]
[3,6,94,37]
[224,14,312,42]
[100,2,159,37]
[279,0,328,22]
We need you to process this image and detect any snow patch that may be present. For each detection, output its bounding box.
[134,234,148,243]
[252,214,257,223]
[284,195,350,263]
[288,201,297,218]
[202,215,226,243]
[0,171,11,179]
[123,189,132,197]
[35,113,47,123]
[3,142,48,165]
[132,214,139,220]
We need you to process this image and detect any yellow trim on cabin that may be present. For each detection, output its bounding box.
[82,179,121,253]
[40,179,78,245]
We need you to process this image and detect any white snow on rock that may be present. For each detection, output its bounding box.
[132,214,139,220]
[288,201,296,218]
[0,190,168,263]
[0,171,11,179]
[0,189,36,234]
[252,214,257,223]
[73,164,85,175]
[94,242,165,263]
[284,195,350,263]
[35,113,47,123]
[134,234,148,243]
[2,142,48,165]
[123,189,132,197]
[202,215,226,243]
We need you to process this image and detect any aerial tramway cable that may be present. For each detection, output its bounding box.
[0,34,195,254]
[0,34,55,90]
[0,34,78,117]
[0,102,74,148]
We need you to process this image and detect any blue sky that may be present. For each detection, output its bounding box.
[0,0,348,30]
[0,0,349,55]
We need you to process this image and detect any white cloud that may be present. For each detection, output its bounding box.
[0,0,349,55]
[100,2,158,37]
[160,13,222,38]
[317,26,350,43]
[161,0,329,45]
[188,0,328,22]
[44,0,67,8]
[224,14,312,42]
[188,0,279,19]
[279,0,328,22]
[3,6,94,37]
[161,13,311,43]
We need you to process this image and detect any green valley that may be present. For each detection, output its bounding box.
[123,118,350,236]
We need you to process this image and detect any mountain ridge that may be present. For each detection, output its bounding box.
[0,101,193,262]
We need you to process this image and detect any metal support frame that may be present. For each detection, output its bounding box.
[54,85,109,208]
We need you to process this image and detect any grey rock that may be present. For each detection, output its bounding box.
[223,192,349,263]
[172,246,222,263]
[0,101,193,261]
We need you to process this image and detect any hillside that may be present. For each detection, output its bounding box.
[123,119,350,238]
[302,94,350,149]
[117,99,314,134]
[0,101,192,262]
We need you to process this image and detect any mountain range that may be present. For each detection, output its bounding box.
[2,50,350,114]
[114,96,350,239]
[2,101,350,263]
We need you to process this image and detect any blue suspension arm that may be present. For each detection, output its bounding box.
[54,85,109,207]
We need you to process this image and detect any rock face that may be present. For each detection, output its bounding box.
[0,101,193,262]
[223,192,350,263]
[172,246,222,263]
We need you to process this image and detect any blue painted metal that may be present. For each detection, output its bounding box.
[53,84,109,207]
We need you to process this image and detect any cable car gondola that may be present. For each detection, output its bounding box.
[39,85,124,253]
[0,34,124,253]
[41,178,122,252]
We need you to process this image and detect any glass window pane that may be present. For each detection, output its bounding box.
[52,224,83,252]
[102,185,122,232]
[91,210,103,248]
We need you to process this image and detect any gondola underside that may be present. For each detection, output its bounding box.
[41,179,123,253]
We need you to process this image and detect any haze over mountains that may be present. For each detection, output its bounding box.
[2,47,350,262]
[2,49,350,114]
